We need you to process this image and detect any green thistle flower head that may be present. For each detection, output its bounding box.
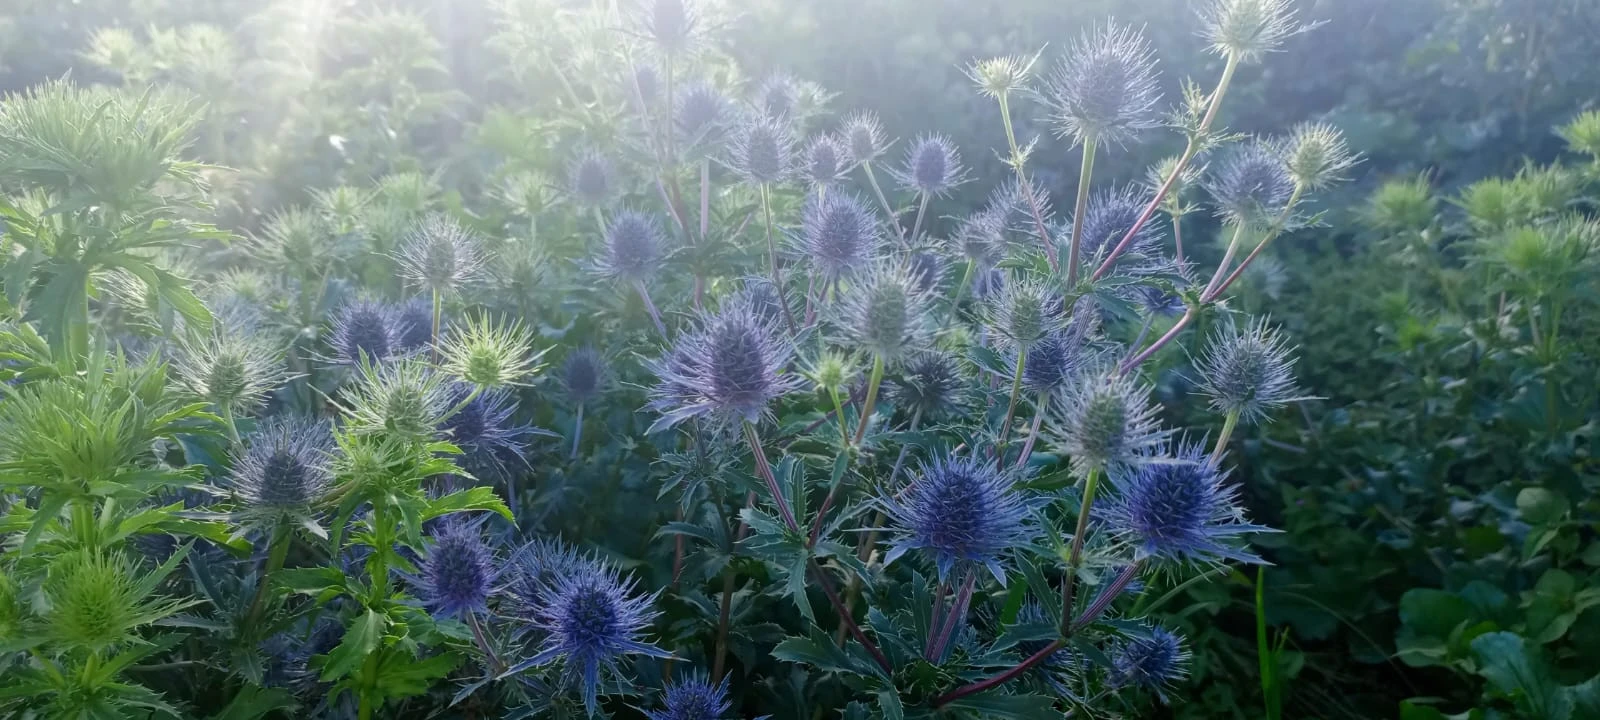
[835,260,937,364]
[1198,0,1306,63]
[44,548,194,652]
[439,315,547,389]
[804,350,858,394]
[965,53,1041,99]
[173,330,286,414]
[337,357,451,440]
[1284,122,1358,191]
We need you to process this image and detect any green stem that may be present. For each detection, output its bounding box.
[829,386,851,448]
[759,184,799,336]
[852,355,886,446]
[998,94,1058,272]
[1209,410,1239,467]
[861,162,904,239]
[1060,467,1101,634]
[1205,184,1306,301]
[219,401,242,448]
[1065,134,1098,286]
[245,523,292,627]
[1013,390,1049,471]
[429,288,442,363]
[910,192,931,244]
[570,403,584,460]
[953,258,977,308]
[996,350,1027,449]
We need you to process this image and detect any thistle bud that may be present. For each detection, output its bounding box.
[1194,318,1302,425]
[840,111,888,165]
[1284,122,1357,190]
[1198,0,1303,63]
[397,214,487,296]
[438,315,544,389]
[728,114,795,186]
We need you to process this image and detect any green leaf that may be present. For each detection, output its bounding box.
[944,692,1060,719]
[422,486,513,522]
[207,685,296,720]
[373,651,461,698]
[320,609,387,682]
[1399,588,1470,638]
[1516,487,1569,525]
[771,631,872,675]
[1469,631,1572,720]
[876,689,904,720]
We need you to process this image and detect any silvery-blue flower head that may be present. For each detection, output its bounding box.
[561,346,608,406]
[1049,371,1167,476]
[879,454,1035,584]
[594,209,667,284]
[568,149,616,208]
[392,297,435,353]
[803,134,851,188]
[639,0,699,56]
[439,383,534,483]
[888,350,968,421]
[982,274,1064,353]
[647,294,802,431]
[893,134,966,198]
[1107,625,1190,702]
[798,191,880,281]
[507,557,669,716]
[1194,317,1301,425]
[952,209,1011,268]
[907,249,945,293]
[646,673,732,720]
[1042,22,1161,147]
[397,214,487,296]
[756,72,800,120]
[1068,185,1165,266]
[231,417,334,532]
[1206,140,1295,226]
[834,260,937,364]
[1097,439,1271,566]
[630,64,660,109]
[840,111,888,164]
[727,113,795,186]
[415,519,498,619]
[330,300,400,365]
[677,82,730,150]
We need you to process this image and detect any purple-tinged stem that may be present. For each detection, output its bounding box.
[743,422,799,532]
[635,280,668,338]
[812,560,893,675]
[1012,391,1049,471]
[1120,306,1195,375]
[928,571,978,662]
[1070,561,1143,632]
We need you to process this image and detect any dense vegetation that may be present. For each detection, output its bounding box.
[0,1,1596,719]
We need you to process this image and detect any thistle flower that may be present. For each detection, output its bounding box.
[803,349,858,395]
[329,300,401,365]
[952,209,1011,268]
[1098,440,1270,566]
[802,134,851,187]
[726,113,795,186]
[1022,330,1088,394]
[1206,140,1296,226]
[1284,122,1358,190]
[646,293,802,430]
[965,54,1041,99]
[1198,0,1302,62]
[1106,625,1191,702]
[887,350,968,421]
[1049,371,1167,476]
[567,149,616,208]
[43,549,193,653]
[1147,155,1206,218]
[414,519,498,619]
[630,64,661,108]
[397,214,487,296]
[1015,601,1079,694]
[647,673,732,720]
[893,133,966,197]
[756,72,800,120]
[840,111,888,164]
[907,248,946,293]
[1193,318,1302,425]
[338,357,451,440]
[834,260,937,364]
[981,274,1064,353]
[797,191,881,281]
[879,454,1034,583]
[230,417,335,533]
[504,539,589,620]
[438,315,545,389]
[507,558,669,716]
[561,346,609,406]
[439,383,536,483]
[676,82,730,148]
[391,297,435,352]
[1071,185,1165,263]
[593,209,668,284]
[1041,22,1161,147]
[173,330,285,414]
[638,0,699,56]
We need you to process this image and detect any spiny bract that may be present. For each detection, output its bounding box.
[879,453,1034,584]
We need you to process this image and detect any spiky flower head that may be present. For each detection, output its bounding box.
[803,134,851,187]
[952,209,1011,268]
[888,350,968,421]
[1050,371,1167,476]
[894,133,966,197]
[647,293,802,430]
[397,214,487,295]
[439,315,545,389]
[727,113,795,186]
[1042,22,1161,147]
[965,53,1042,99]
[230,417,335,532]
[1147,155,1206,218]
[1106,625,1191,702]
[803,349,858,394]
[391,297,435,352]
[1098,440,1270,566]
[1284,121,1358,190]
[1364,175,1436,235]
[439,383,536,483]
[1205,140,1295,226]
[1558,109,1600,160]
[677,82,731,149]
[1022,329,1088,394]
[835,260,937,364]
[907,248,946,293]
[1194,317,1302,425]
[173,330,285,414]
[647,673,732,720]
[43,548,193,652]
[981,274,1064,353]
[561,346,609,406]
[329,300,401,365]
[840,111,888,164]
[798,191,881,281]
[880,454,1034,583]
[594,209,668,284]
[756,72,800,120]
[1071,184,1165,264]
[338,357,451,440]
[638,0,699,56]
[1198,0,1302,63]
[630,63,661,108]
[414,519,498,619]
[567,148,616,208]
[510,558,669,716]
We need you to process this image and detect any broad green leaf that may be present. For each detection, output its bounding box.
[320,609,387,682]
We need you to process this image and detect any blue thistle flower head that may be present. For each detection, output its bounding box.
[647,293,802,431]
[1194,317,1301,425]
[397,214,487,295]
[727,113,795,186]
[952,209,1011,268]
[639,0,699,55]
[595,209,668,283]
[887,350,968,421]
[1050,370,1167,476]
[1107,625,1191,702]
[1134,282,1187,318]
[1098,439,1271,566]
[1068,185,1165,266]
[756,72,800,120]
[231,417,334,531]
[798,191,881,281]
[504,538,589,625]
[568,149,616,208]
[840,111,888,164]
[982,274,1064,353]
[439,383,534,483]
[834,260,937,364]
[414,519,498,619]
[802,134,850,187]
[894,133,966,198]
[646,673,732,720]
[391,297,435,353]
[630,63,661,109]
[1206,140,1295,226]
[511,557,670,716]
[733,277,786,325]
[1021,332,1083,394]
[1042,22,1162,147]
[329,300,400,365]
[561,346,608,406]
[879,454,1035,584]
[907,248,946,293]
[676,82,730,149]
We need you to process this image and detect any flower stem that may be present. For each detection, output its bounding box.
[811,559,893,675]
[829,386,851,448]
[933,638,1067,707]
[1013,390,1049,471]
[429,287,442,364]
[852,354,886,446]
[1065,134,1098,286]
[759,184,799,336]
[1070,560,1142,632]
[712,491,755,682]
[1209,410,1239,467]
[996,351,1028,450]
[1203,222,1248,299]
[1059,466,1101,635]
[1120,306,1195,375]
[910,192,931,244]
[635,279,668,338]
[1204,185,1306,302]
[927,570,977,662]
[997,93,1058,272]
[467,612,503,674]
[861,161,904,239]
[244,522,292,629]
[569,403,584,460]
[743,421,799,532]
